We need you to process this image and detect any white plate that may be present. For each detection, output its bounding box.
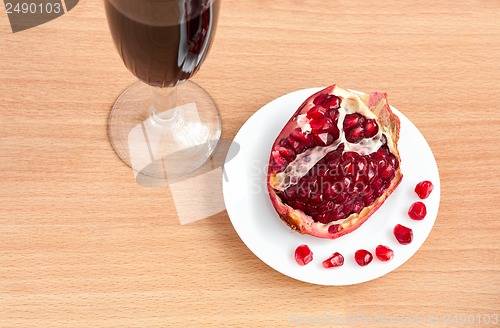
[222,87,440,286]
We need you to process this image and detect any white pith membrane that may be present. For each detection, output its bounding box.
[269,87,398,231]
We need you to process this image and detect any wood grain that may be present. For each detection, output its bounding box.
[0,1,498,327]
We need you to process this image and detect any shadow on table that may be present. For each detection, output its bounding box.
[132,139,239,225]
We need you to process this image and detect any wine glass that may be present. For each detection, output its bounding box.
[104,0,221,180]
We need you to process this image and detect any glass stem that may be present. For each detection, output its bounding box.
[150,85,180,127]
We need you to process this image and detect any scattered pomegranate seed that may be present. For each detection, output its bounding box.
[375,245,394,261]
[354,249,373,266]
[294,244,313,266]
[415,180,434,199]
[408,201,427,220]
[322,252,344,268]
[393,224,413,245]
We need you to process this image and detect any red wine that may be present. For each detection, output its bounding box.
[104,0,220,87]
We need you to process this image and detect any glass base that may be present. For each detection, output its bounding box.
[108,80,222,180]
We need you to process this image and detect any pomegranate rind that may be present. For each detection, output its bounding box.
[267,85,403,239]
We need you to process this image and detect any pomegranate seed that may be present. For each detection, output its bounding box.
[271,151,288,171]
[361,183,373,196]
[352,199,364,213]
[364,119,379,138]
[331,202,343,213]
[375,245,394,261]
[372,177,383,191]
[380,163,395,179]
[334,192,347,204]
[285,136,303,153]
[328,224,339,233]
[309,117,326,130]
[408,201,427,220]
[297,186,308,200]
[313,93,328,105]
[304,133,317,147]
[284,185,297,199]
[388,153,399,170]
[328,109,339,121]
[394,224,413,245]
[277,146,296,162]
[342,151,359,162]
[331,211,345,221]
[340,176,352,189]
[363,193,375,205]
[310,117,334,134]
[367,162,377,181]
[343,113,363,130]
[376,146,390,157]
[310,192,323,204]
[279,138,289,148]
[354,249,373,266]
[345,126,364,143]
[342,199,354,215]
[307,203,320,216]
[321,95,340,109]
[313,132,334,146]
[341,160,354,176]
[327,183,340,199]
[322,201,335,212]
[290,200,306,211]
[307,105,328,119]
[322,252,344,268]
[291,128,314,148]
[415,180,434,199]
[316,213,331,224]
[294,244,313,266]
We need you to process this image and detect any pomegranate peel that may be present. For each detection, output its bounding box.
[267,85,403,239]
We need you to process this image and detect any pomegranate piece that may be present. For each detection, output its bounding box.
[415,180,434,199]
[322,252,344,268]
[375,245,394,261]
[394,224,413,245]
[294,244,313,266]
[267,85,403,239]
[354,249,373,266]
[408,201,427,220]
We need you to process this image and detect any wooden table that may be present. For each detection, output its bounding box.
[0,1,498,327]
